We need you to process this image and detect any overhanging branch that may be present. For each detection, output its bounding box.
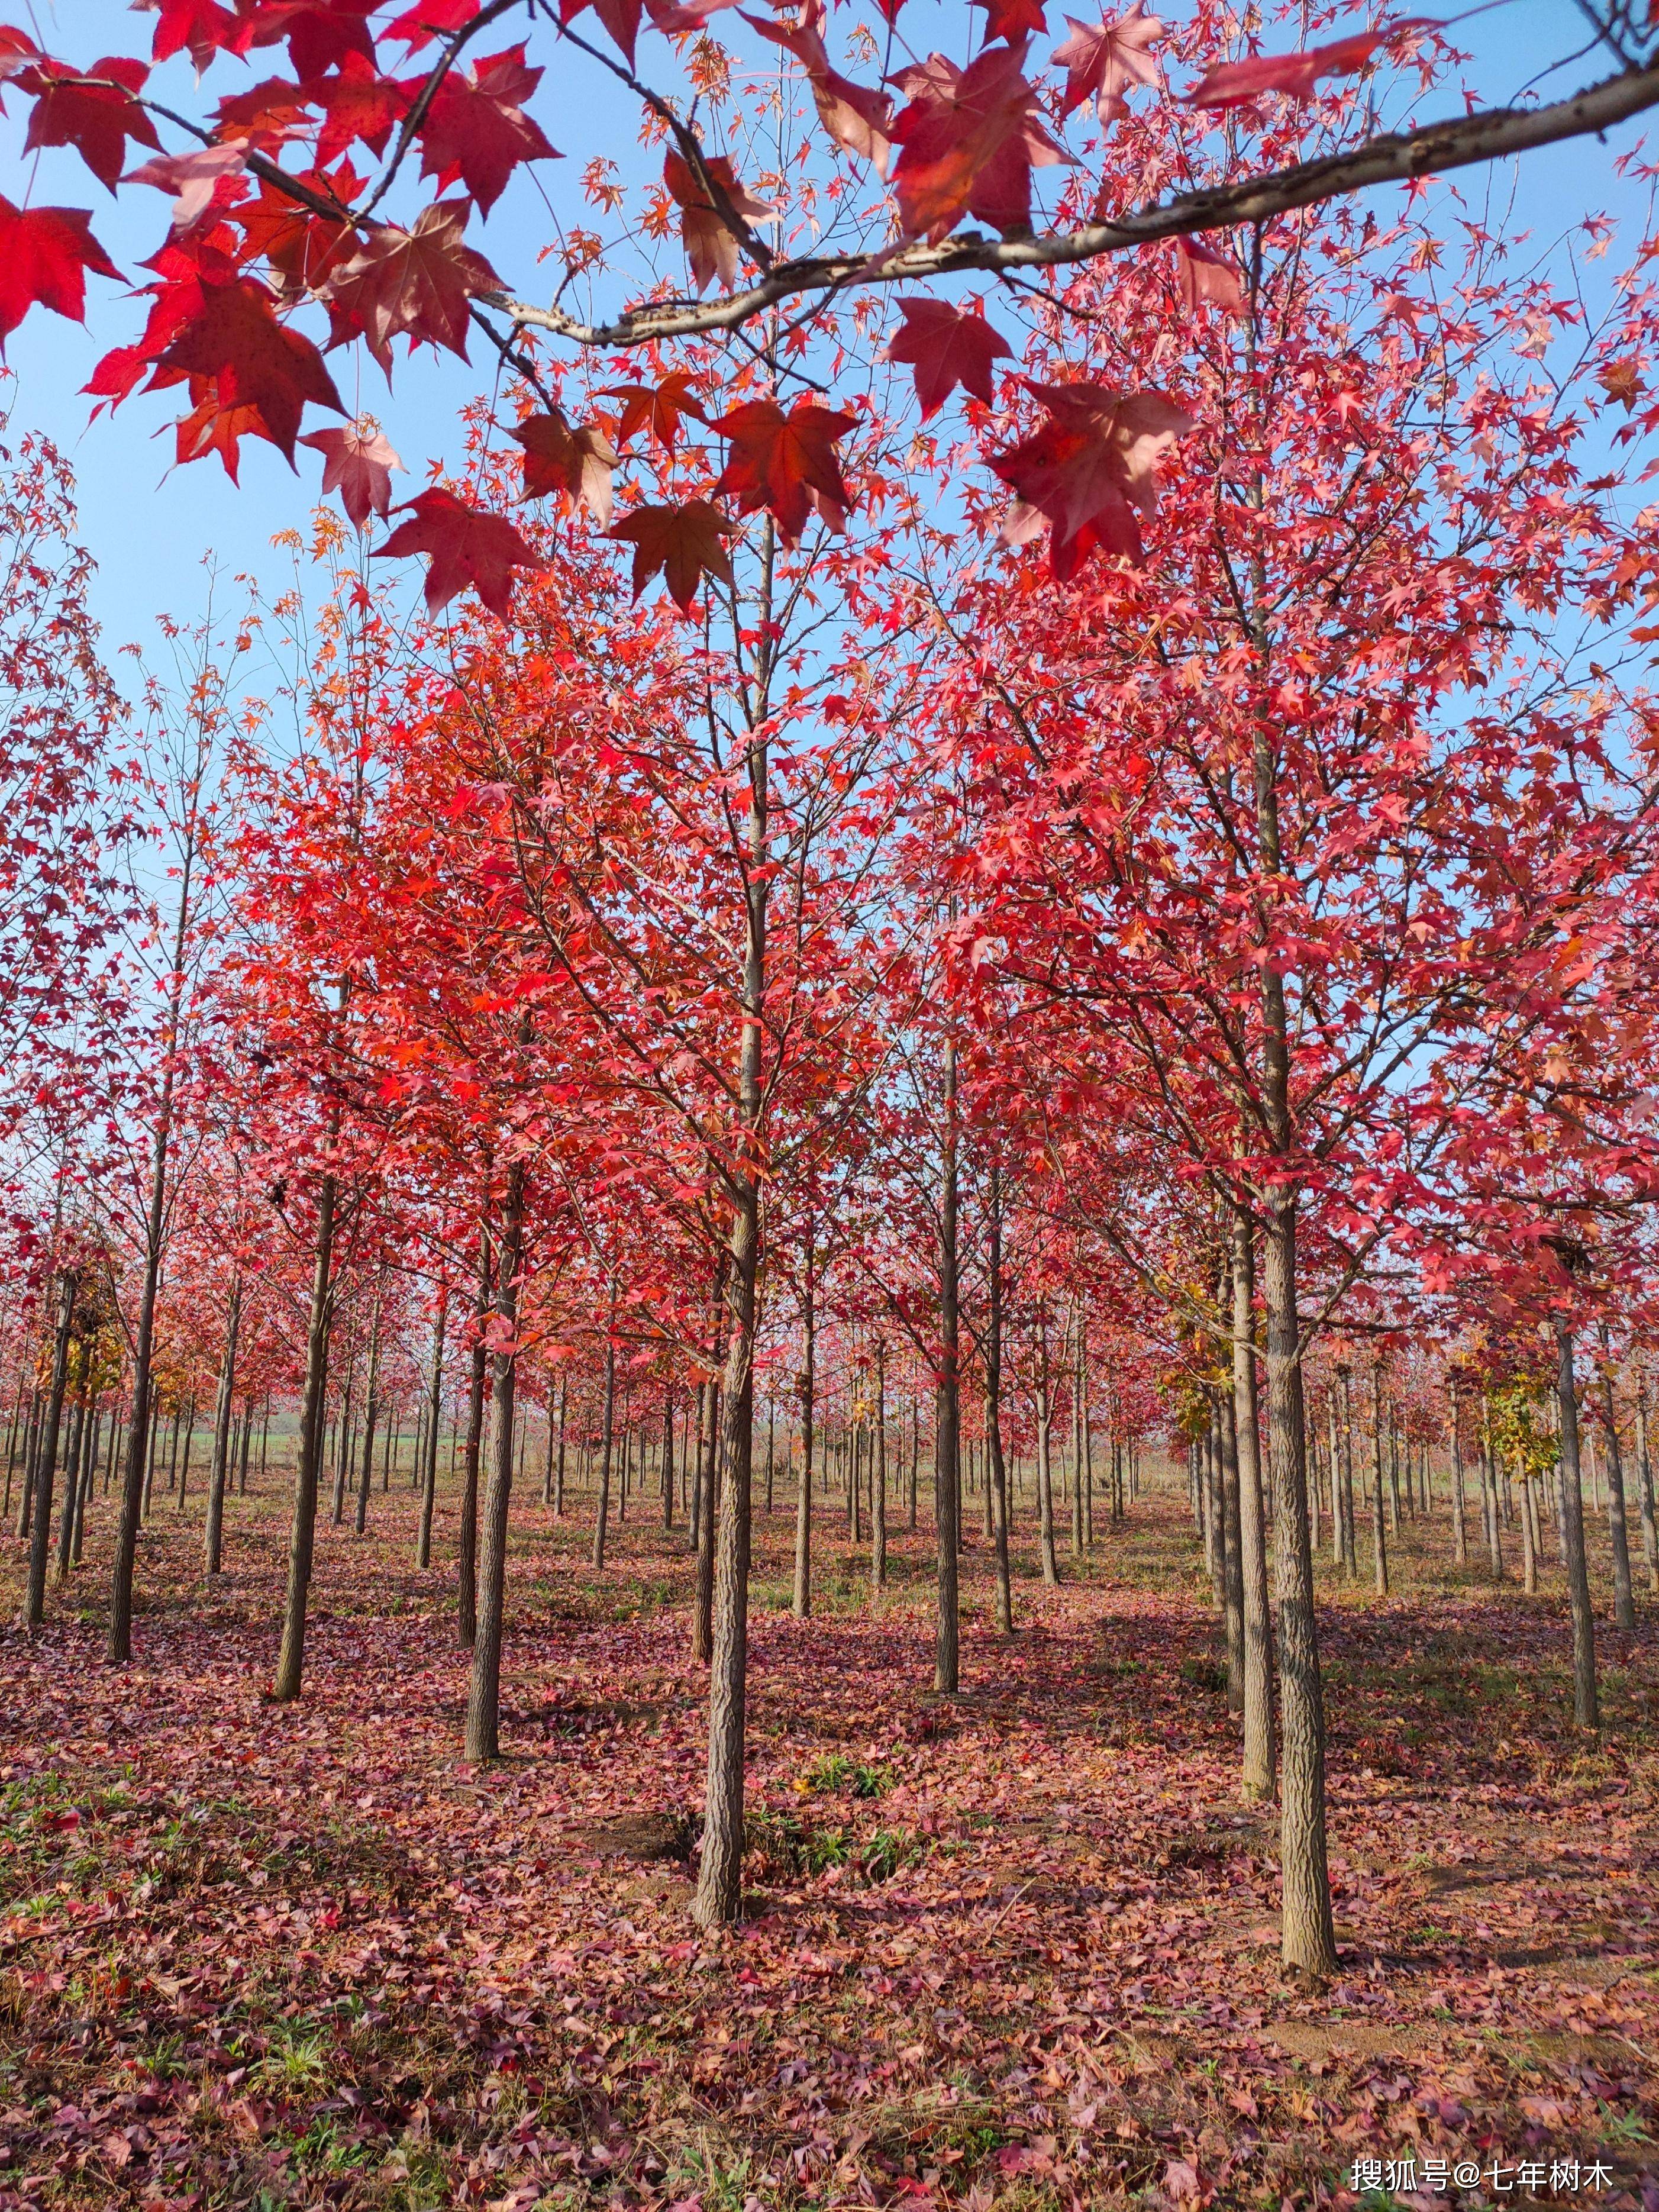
[494,59,1659,347]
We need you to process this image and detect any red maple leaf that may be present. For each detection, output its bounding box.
[1051,2,1163,121]
[559,0,648,65]
[972,0,1051,49]
[323,198,503,373]
[598,370,709,452]
[510,411,619,525]
[374,486,548,618]
[214,76,315,153]
[243,1,378,81]
[741,0,895,172]
[300,422,404,524]
[18,57,162,194]
[1174,235,1244,313]
[662,150,774,295]
[416,44,560,215]
[124,143,248,230]
[235,160,363,298]
[608,501,734,612]
[889,44,1072,242]
[173,388,273,480]
[386,0,480,49]
[644,0,739,34]
[0,192,121,349]
[886,296,1012,418]
[155,276,345,461]
[305,54,414,166]
[1184,21,1433,108]
[712,396,858,544]
[991,379,1192,577]
[135,0,251,70]
[0,22,39,73]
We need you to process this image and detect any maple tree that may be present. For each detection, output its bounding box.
[4,0,1659,2162]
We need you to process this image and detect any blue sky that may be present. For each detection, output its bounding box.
[0,0,1648,671]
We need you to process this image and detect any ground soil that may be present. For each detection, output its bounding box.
[1,1463,1654,2210]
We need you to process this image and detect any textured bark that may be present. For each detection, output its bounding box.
[793,1244,815,1619]
[1554,1318,1599,1731]
[693,575,771,1929]
[934,1036,961,1692]
[53,1393,85,1587]
[555,1375,567,1517]
[416,1295,447,1569]
[1370,1366,1389,1597]
[1636,1391,1658,1595]
[987,1164,1014,1635]
[692,1265,724,1658]
[28,1271,77,1625]
[1600,1359,1635,1630]
[272,1173,337,1702]
[203,1277,242,1576]
[593,1336,617,1571]
[70,1394,98,1566]
[1079,1309,1092,1557]
[1221,1389,1245,1713]
[1247,627,1332,1972]
[660,1385,673,1528]
[872,1342,887,1594]
[1035,1302,1060,1590]
[693,1184,759,1926]
[466,1156,527,1764]
[457,1230,492,1647]
[1448,1384,1468,1565]
[1232,1211,1273,1803]
[1263,1203,1335,1975]
[355,1276,383,1538]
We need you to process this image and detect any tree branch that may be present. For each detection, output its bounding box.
[492,59,1659,346]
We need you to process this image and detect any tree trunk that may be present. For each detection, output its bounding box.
[458,1228,492,1646]
[53,1393,85,1586]
[692,596,771,1931]
[27,1271,78,1629]
[1554,1316,1599,1730]
[934,1034,961,1692]
[872,1341,887,1594]
[1448,1384,1467,1565]
[70,1392,99,1565]
[987,1163,1014,1634]
[693,1265,723,1657]
[466,1157,527,1763]
[1635,1388,1658,1595]
[1232,1210,1273,1802]
[204,1275,243,1576]
[1221,1387,1245,1712]
[593,1335,617,1570]
[793,1247,815,1620]
[1370,1366,1389,1597]
[661,1384,674,1528]
[417,1294,447,1569]
[1600,1356,1635,1630]
[108,841,196,1662]
[272,1173,338,1701]
[1264,1199,1336,1977]
[355,1276,383,1538]
[12,1390,40,1539]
